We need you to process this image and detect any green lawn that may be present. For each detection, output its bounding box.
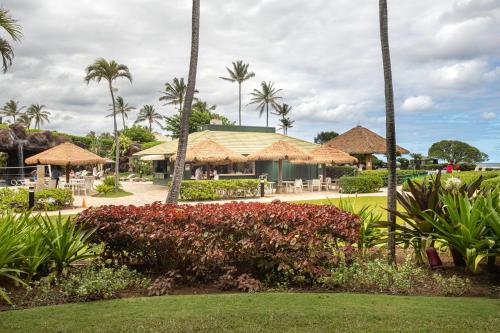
[295,196,393,218]
[1,293,498,332]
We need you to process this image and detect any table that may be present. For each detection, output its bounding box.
[281,181,296,193]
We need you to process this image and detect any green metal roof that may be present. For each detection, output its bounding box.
[134,130,318,157]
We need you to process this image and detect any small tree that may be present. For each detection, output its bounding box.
[314,131,339,144]
[428,140,488,164]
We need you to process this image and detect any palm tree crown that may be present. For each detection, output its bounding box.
[135,104,163,132]
[0,8,22,73]
[249,81,282,127]
[220,60,255,126]
[17,112,32,128]
[27,104,50,129]
[273,103,294,135]
[159,77,198,113]
[107,96,135,129]
[0,100,24,122]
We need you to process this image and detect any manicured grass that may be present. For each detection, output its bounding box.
[1,293,498,332]
[93,190,133,198]
[295,196,393,218]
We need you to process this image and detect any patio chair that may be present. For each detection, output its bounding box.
[294,179,303,193]
[322,177,332,191]
[47,179,57,189]
[82,177,94,196]
[311,179,321,192]
[120,173,136,181]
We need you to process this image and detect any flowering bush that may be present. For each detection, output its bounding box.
[77,201,360,287]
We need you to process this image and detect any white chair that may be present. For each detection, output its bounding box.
[294,179,303,193]
[311,179,321,192]
[82,177,94,196]
[47,179,57,189]
[322,177,332,191]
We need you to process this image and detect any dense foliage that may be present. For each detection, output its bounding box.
[0,213,96,303]
[325,166,356,179]
[339,175,383,194]
[0,188,73,211]
[428,140,488,163]
[360,170,428,186]
[179,179,261,200]
[77,201,360,288]
[402,171,500,191]
[122,125,155,143]
[314,131,339,144]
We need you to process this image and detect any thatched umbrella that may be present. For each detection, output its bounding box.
[325,125,409,170]
[291,145,358,179]
[25,142,106,182]
[246,141,310,193]
[170,139,247,177]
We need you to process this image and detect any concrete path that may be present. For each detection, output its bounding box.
[48,181,392,216]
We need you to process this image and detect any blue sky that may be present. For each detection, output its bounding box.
[1,0,499,160]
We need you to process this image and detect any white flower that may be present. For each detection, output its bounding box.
[444,177,462,191]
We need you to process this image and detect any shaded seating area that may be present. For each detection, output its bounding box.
[25,142,106,195]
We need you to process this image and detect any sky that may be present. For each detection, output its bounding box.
[1,0,499,160]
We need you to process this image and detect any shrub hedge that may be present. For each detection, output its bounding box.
[402,171,500,191]
[0,188,73,211]
[326,166,356,179]
[77,201,360,287]
[359,170,428,186]
[339,176,383,194]
[179,179,261,201]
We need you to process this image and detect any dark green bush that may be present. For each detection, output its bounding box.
[402,171,500,191]
[339,176,383,194]
[179,179,261,201]
[326,166,356,179]
[360,170,428,186]
[122,125,155,143]
[0,188,73,211]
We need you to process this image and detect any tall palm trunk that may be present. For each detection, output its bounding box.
[379,0,397,264]
[109,81,120,191]
[122,113,126,129]
[266,103,269,127]
[149,121,152,132]
[238,82,242,126]
[166,0,200,204]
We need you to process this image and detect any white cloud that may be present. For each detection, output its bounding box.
[482,112,497,120]
[430,60,497,89]
[401,96,435,112]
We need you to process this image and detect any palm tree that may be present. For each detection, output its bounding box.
[85,58,132,191]
[220,60,255,125]
[17,112,32,129]
[0,100,24,122]
[27,104,50,129]
[379,0,397,264]
[273,103,294,135]
[159,77,198,113]
[192,100,216,113]
[249,81,282,127]
[0,8,22,73]
[107,96,135,129]
[166,0,200,204]
[135,105,163,132]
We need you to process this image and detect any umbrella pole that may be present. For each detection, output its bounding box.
[277,159,283,194]
[66,164,70,183]
[323,163,327,180]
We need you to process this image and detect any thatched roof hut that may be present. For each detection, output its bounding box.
[170,139,246,165]
[291,145,358,165]
[25,142,106,181]
[326,125,409,169]
[246,141,310,162]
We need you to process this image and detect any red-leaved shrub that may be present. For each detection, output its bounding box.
[77,201,359,287]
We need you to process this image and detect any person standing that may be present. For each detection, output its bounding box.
[51,167,60,187]
[446,161,453,173]
[195,167,202,180]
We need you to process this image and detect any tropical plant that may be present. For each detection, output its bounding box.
[17,112,32,129]
[166,0,200,204]
[107,96,134,129]
[379,0,398,264]
[0,99,24,122]
[273,103,294,135]
[159,77,198,113]
[111,134,132,157]
[249,81,282,127]
[428,140,488,164]
[220,60,255,125]
[26,104,50,129]
[135,105,163,132]
[85,58,132,191]
[314,131,339,144]
[164,102,233,138]
[0,8,22,73]
[122,125,155,143]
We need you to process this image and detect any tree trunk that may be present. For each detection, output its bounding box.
[109,81,120,191]
[122,113,126,129]
[166,0,200,204]
[238,82,242,126]
[276,159,283,194]
[379,0,397,264]
[266,103,269,127]
[149,121,152,132]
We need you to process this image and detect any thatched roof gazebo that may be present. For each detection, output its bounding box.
[247,141,310,193]
[325,125,409,170]
[291,145,358,178]
[170,139,247,165]
[25,142,106,182]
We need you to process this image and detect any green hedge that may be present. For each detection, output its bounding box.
[179,179,261,201]
[402,171,500,191]
[326,166,356,179]
[339,176,383,194]
[0,188,74,211]
[360,170,428,186]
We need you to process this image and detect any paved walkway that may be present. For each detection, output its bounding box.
[48,181,391,216]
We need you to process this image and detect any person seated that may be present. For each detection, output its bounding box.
[69,169,76,178]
